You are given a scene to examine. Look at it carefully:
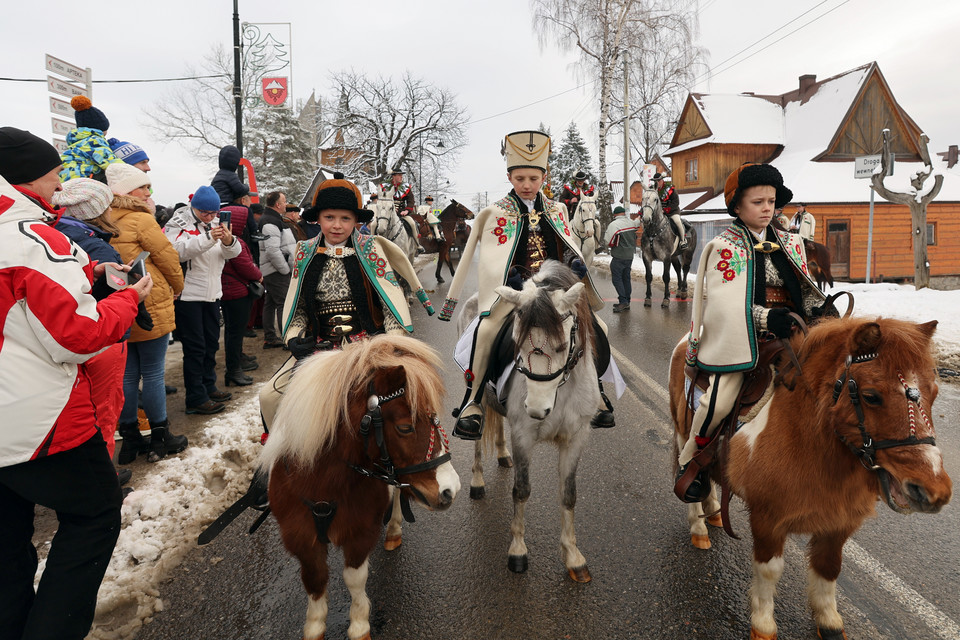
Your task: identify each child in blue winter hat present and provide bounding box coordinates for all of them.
[59,96,123,183]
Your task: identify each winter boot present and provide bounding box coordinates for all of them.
[147,419,189,463]
[117,422,151,464]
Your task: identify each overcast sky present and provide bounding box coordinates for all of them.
[3,0,959,207]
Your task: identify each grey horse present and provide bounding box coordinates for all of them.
[639,188,698,308]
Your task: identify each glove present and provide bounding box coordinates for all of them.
[506,267,523,291]
[90,275,114,301]
[571,259,587,279]
[766,307,797,339]
[135,302,154,331]
[288,335,320,361]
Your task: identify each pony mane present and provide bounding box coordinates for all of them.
[515,261,593,352]
[259,334,444,471]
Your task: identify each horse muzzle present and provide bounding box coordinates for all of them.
[877,468,952,514]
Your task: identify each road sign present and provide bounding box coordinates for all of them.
[45,54,88,84]
[51,117,73,136]
[51,138,69,154]
[47,75,88,99]
[854,154,893,179]
[49,96,72,118]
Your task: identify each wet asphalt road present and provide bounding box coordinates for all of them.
[136,258,960,640]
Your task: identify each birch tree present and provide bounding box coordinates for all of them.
[531,0,702,207]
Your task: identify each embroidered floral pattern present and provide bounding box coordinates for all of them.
[787,240,808,274]
[439,297,458,321]
[718,227,750,253]
[416,288,435,314]
[491,214,518,244]
[715,245,747,283]
[384,271,399,286]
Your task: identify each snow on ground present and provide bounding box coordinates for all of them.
[593,253,960,367]
[74,398,263,639]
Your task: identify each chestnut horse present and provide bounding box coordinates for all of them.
[415,200,474,283]
[804,239,835,291]
[259,335,460,640]
[669,317,952,640]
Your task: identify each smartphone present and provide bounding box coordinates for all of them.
[129,251,150,283]
[218,210,232,227]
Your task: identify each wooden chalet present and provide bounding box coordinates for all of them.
[664,62,960,285]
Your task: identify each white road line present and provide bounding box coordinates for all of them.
[611,345,960,639]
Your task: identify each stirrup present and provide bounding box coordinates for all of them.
[674,460,711,503]
[452,403,484,440]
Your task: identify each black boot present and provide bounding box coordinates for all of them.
[225,370,254,386]
[147,420,189,463]
[452,402,484,441]
[117,422,150,464]
[674,461,711,503]
[590,382,615,428]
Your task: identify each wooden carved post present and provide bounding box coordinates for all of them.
[870,129,943,289]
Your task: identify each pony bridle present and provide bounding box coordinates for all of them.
[348,381,451,488]
[831,353,936,470]
[514,312,583,386]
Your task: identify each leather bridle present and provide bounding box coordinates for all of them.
[514,312,583,387]
[831,354,936,470]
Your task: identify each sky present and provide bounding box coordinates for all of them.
[3,0,960,207]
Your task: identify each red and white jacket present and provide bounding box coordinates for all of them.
[0,177,139,467]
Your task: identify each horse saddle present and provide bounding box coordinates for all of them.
[684,336,790,421]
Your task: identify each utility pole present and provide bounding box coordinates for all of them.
[232,0,243,158]
[622,53,630,209]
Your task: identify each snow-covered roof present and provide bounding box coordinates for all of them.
[666,94,784,154]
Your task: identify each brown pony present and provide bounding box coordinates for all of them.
[415,200,474,283]
[669,317,951,640]
[259,335,460,640]
[804,239,835,291]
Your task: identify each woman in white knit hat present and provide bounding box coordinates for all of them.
[53,178,142,491]
[106,163,188,464]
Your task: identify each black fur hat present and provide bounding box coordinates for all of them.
[302,172,373,223]
[723,163,793,216]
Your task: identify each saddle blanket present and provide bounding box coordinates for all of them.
[454,315,626,401]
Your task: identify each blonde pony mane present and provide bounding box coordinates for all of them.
[259,334,444,471]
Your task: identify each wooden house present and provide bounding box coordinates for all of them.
[664,62,960,285]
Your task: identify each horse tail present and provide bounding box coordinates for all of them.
[481,402,504,457]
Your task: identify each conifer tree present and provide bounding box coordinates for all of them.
[246,105,316,198]
[553,122,595,188]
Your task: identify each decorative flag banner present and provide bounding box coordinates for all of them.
[262,78,288,106]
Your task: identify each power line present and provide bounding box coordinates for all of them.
[466,82,592,125]
[0,74,228,84]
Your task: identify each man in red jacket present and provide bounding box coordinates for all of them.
[0,127,151,640]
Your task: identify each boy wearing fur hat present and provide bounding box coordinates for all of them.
[255,172,434,467]
[675,163,827,503]
[59,96,124,183]
[440,130,616,440]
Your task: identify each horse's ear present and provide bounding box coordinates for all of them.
[916,319,939,340]
[496,285,522,306]
[559,282,585,311]
[850,321,882,357]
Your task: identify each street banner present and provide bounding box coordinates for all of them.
[262,77,288,106]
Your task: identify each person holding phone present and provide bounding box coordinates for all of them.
[107,163,188,462]
[165,186,241,415]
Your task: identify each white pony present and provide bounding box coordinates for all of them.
[570,192,601,269]
[459,261,600,582]
[369,185,419,303]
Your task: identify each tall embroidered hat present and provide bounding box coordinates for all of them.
[502,130,550,172]
[723,163,793,216]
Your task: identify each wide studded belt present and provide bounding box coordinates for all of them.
[764,286,793,308]
[316,301,357,315]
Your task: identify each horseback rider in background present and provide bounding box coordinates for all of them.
[383,168,423,254]
[655,172,688,250]
[559,169,594,217]
[417,195,444,243]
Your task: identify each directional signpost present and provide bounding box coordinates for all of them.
[855,154,893,283]
[44,54,92,151]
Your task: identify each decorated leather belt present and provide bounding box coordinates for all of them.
[316,301,357,315]
[764,286,793,308]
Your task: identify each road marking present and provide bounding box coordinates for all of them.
[611,344,960,639]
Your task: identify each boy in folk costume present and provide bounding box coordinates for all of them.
[439,130,617,440]
[655,172,688,250]
[382,168,422,253]
[675,163,827,503]
[417,195,444,242]
[559,169,595,216]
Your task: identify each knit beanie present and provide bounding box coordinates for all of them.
[106,162,150,195]
[52,178,114,221]
[71,96,110,132]
[108,138,149,166]
[0,127,63,185]
[191,185,221,212]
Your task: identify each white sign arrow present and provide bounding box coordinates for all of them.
[51,117,73,137]
[51,138,69,154]
[47,75,88,99]
[49,96,72,118]
[45,54,88,84]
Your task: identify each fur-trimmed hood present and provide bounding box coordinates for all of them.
[110,193,152,215]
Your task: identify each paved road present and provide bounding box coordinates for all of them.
[134,258,960,640]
